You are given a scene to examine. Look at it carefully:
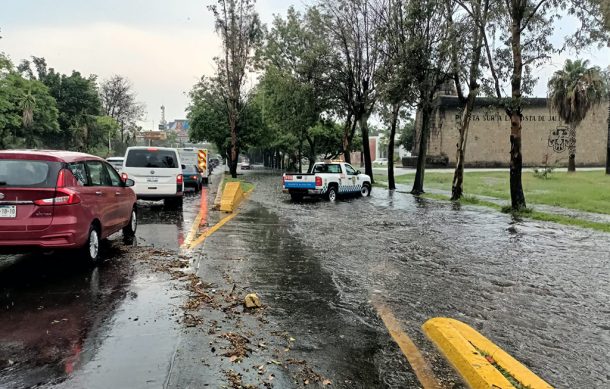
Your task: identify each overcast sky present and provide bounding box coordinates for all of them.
[1,1,608,130]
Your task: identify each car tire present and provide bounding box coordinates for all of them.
[361,183,371,197]
[82,224,100,264]
[326,186,338,202]
[123,207,137,238]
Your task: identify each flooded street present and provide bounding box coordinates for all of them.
[1,169,609,388]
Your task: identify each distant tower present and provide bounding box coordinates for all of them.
[159,105,167,130]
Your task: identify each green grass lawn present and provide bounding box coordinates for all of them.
[395,170,610,215]
[222,175,255,193]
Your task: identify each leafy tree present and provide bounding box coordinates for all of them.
[188,76,269,161]
[99,75,146,152]
[258,67,319,170]
[320,0,384,182]
[261,6,333,172]
[376,0,419,189]
[208,0,263,178]
[548,59,606,172]
[398,117,415,152]
[0,58,59,149]
[447,0,492,200]
[480,0,608,210]
[405,0,453,195]
[188,77,230,155]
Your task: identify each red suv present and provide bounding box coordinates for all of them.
[0,150,137,262]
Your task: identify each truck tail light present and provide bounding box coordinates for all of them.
[177,174,184,185]
[282,176,286,185]
[315,176,322,186]
[34,189,81,206]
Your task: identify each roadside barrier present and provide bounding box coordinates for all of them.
[423,318,553,389]
[220,182,245,213]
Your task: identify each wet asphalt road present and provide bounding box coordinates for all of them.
[1,168,609,388]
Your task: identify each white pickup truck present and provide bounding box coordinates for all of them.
[282,162,372,201]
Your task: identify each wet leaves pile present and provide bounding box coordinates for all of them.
[131,247,331,388]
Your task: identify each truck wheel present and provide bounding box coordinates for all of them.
[290,193,304,201]
[361,183,371,197]
[326,186,338,202]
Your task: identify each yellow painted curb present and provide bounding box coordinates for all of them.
[220,182,244,213]
[422,318,553,389]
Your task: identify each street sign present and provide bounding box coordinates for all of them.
[140,131,167,141]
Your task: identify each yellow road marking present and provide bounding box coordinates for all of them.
[182,209,204,249]
[374,302,442,389]
[188,211,240,250]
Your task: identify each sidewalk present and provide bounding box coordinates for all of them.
[389,183,610,226]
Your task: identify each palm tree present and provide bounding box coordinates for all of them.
[19,90,36,147]
[548,59,606,172]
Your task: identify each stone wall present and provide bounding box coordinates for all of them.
[416,96,609,168]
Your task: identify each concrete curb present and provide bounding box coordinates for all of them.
[422,318,553,389]
[213,180,224,210]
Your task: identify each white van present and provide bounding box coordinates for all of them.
[122,147,184,206]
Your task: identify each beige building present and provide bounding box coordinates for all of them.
[411,96,609,167]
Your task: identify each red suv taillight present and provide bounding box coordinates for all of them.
[315,176,323,186]
[177,174,183,184]
[34,189,81,206]
[34,168,82,206]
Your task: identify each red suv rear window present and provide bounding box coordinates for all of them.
[0,159,62,188]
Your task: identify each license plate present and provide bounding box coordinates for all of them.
[0,205,16,218]
[146,177,159,183]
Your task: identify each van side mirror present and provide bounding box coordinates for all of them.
[356,170,361,175]
[181,164,186,170]
[125,179,135,187]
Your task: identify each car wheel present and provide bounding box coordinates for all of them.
[326,186,338,202]
[123,207,137,237]
[82,225,100,264]
[361,184,371,197]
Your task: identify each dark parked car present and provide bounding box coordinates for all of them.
[0,150,137,262]
[182,164,203,192]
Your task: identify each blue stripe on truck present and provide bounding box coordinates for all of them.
[284,181,316,189]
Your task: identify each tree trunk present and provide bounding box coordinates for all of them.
[509,10,526,210]
[342,113,354,163]
[568,122,576,172]
[606,99,610,174]
[298,135,303,174]
[451,93,477,200]
[388,104,400,190]
[360,112,374,183]
[411,101,432,195]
